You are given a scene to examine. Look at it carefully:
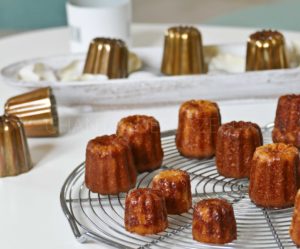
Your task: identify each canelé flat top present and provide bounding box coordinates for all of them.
[126,188,164,200]
[221,121,258,130]
[194,198,233,214]
[180,100,219,114]
[254,143,298,160]
[86,134,129,154]
[279,94,300,102]
[117,115,159,133]
[152,169,189,182]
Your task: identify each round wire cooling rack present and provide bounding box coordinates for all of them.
[60,123,296,249]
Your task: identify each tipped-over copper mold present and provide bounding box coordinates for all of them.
[161,26,206,75]
[246,30,289,71]
[5,87,59,137]
[0,115,32,177]
[83,37,129,79]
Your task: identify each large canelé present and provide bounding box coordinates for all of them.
[272,94,300,148]
[192,198,237,244]
[216,121,263,178]
[151,169,192,214]
[85,134,137,195]
[117,115,163,173]
[176,100,221,158]
[249,143,300,208]
[124,188,168,235]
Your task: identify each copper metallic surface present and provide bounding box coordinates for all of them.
[246,30,289,71]
[83,38,128,79]
[5,87,59,137]
[161,26,205,75]
[0,115,32,177]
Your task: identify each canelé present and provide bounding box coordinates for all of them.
[117,115,163,173]
[85,134,137,194]
[216,121,263,178]
[176,100,221,158]
[124,188,168,235]
[249,143,299,208]
[152,169,192,214]
[192,199,237,244]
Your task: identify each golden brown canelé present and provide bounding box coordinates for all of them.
[125,188,168,235]
[176,100,221,158]
[116,115,164,173]
[192,199,237,244]
[151,169,192,214]
[272,94,300,148]
[216,121,263,178]
[161,26,206,75]
[246,30,288,71]
[85,135,137,195]
[249,143,300,208]
[290,190,300,246]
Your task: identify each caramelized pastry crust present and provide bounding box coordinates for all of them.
[117,115,163,173]
[272,94,300,148]
[192,199,237,244]
[152,169,192,214]
[290,190,300,246]
[124,188,168,235]
[249,143,300,208]
[216,121,263,178]
[85,135,137,195]
[176,100,221,158]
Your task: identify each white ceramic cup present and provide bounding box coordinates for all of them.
[66,0,131,53]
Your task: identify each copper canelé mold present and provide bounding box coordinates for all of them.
[161,26,206,76]
[246,30,289,71]
[0,114,32,177]
[5,87,59,137]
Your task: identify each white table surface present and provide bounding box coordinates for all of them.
[0,24,299,249]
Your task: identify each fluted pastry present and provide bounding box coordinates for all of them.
[85,134,137,194]
[124,188,168,235]
[290,190,300,246]
[249,143,299,208]
[117,115,163,173]
[216,121,263,178]
[152,169,192,214]
[176,100,221,158]
[272,94,300,148]
[193,199,237,244]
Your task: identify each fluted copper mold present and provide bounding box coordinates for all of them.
[83,38,128,79]
[161,26,205,76]
[246,30,289,71]
[5,87,59,137]
[0,115,32,177]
